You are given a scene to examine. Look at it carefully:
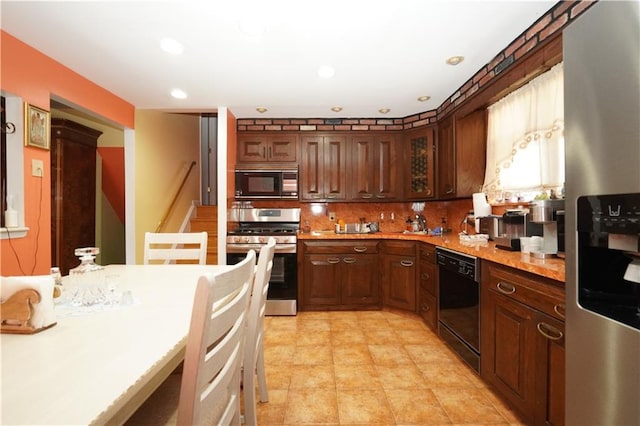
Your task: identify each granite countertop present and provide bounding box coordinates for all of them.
[298,231,565,283]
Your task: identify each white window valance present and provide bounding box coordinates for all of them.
[483,62,565,199]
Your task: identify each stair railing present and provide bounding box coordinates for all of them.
[155,160,197,232]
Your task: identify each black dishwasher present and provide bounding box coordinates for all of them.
[437,247,480,372]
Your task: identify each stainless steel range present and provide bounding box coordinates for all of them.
[226,208,300,315]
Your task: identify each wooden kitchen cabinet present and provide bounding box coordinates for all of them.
[300,240,380,310]
[405,127,436,200]
[237,133,298,163]
[349,133,402,201]
[436,109,486,199]
[481,261,565,426]
[51,119,102,275]
[417,243,437,330]
[454,109,487,197]
[380,241,416,311]
[299,134,348,201]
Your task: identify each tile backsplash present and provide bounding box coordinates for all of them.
[229,199,475,234]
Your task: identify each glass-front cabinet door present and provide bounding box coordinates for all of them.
[405,127,435,199]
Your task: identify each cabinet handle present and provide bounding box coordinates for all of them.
[496,281,516,294]
[353,247,368,253]
[421,272,430,280]
[445,186,454,194]
[421,303,430,312]
[537,322,564,341]
[327,257,341,264]
[375,194,386,199]
[326,194,337,199]
[360,193,373,199]
[263,147,266,158]
[400,260,414,267]
[343,257,356,264]
[426,188,432,196]
[268,146,272,158]
[554,303,566,319]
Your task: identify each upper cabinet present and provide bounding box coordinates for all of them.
[436,109,487,199]
[349,134,402,201]
[405,127,436,200]
[454,109,487,197]
[237,133,298,163]
[300,134,348,201]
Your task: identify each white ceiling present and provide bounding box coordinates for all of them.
[1,0,557,119]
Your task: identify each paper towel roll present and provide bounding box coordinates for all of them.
[472,193,492,218]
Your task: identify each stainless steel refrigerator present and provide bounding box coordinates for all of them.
[564,1,640,425]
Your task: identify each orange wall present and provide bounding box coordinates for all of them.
[0,31,134,276]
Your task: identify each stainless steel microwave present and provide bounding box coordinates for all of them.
[234,167,299,199]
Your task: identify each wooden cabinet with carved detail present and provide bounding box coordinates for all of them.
[380,241,416,311]
[481,261,565,426]
[300,134,348,201]
[300,240,380,310]
[51,119,103,275]
[436,109,486,199]
[417,243,437,330]
[237,133,298,163]
[349,133,402,201]
[405,127,436,200]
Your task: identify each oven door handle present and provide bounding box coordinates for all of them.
[227,243,297,254]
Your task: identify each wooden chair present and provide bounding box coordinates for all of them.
[242,237,276,425]
[143,232,208,265]
[125,250,256,426]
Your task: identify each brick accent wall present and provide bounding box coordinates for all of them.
[237,0,594,133]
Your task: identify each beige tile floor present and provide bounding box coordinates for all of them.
[255,309,526,426]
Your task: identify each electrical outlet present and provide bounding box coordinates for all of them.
[329,212,336,221]
[31,159,44,177]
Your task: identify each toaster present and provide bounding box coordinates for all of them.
[479,215,504,240]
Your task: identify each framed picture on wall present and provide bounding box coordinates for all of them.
[24,103,50,150]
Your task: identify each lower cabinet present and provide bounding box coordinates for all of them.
[300,240,380,310]
[380,241,417,311]
[418,243,437,330]
[481,261,565,426]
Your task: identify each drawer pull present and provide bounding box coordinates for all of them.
[343,257,356,264]
[496,281,516,294]
[554,303,566,319]
[327,258,341,264]
[326,194,337,199]
[375,194,386,199]
[360,193,373,199]
[537,322,564,341]
[400,260,414,267]
[353,247,368,253]
[421,303,430,312]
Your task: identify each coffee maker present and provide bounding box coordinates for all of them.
[529,199,565,258]
[494,209,541,251]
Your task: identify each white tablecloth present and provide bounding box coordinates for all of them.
[1,264,231,425]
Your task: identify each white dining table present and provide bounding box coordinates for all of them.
[1,264,232,426]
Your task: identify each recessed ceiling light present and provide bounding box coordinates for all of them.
[317,65,335,79]
[378,108,390,114]
[331,106,343,112]
[417,96,431,102]
[170,89,187,99]
[160,38,184,55]
[446,56,464,66]
[256,107,268,113]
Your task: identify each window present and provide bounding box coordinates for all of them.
[483,63,564,202]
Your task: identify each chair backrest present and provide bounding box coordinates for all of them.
[245,237,275,368]
[177,250,256,426]
[143,231,208,265]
